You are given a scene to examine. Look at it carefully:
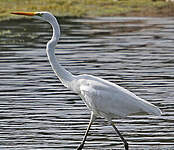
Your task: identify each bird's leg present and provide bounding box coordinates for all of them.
[111,121,129,150]
[77,112,96,150]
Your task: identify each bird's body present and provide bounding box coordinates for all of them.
[72,74,161,119]
[12,11,162,150]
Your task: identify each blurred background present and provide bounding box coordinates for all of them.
[0,0,174,19]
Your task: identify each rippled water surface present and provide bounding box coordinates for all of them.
[0,17,174,150]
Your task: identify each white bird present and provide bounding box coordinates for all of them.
[11,11,162,150]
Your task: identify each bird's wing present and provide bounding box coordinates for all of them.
[78,75,161,118]
[80,83,139,117]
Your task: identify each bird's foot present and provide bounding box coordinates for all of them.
[124,141,129,150]
[77,143,84,150]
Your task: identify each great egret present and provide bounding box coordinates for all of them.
[11,12,162,150]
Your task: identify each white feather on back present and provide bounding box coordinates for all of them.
[74,74,161,119]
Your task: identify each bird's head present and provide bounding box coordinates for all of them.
[11,11,54,22]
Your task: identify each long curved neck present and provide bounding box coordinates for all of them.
[46,16,75,88]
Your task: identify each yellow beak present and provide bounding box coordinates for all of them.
[11,12,37,16]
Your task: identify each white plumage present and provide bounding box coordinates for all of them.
[12,11,162,150]
[71,74,161,118]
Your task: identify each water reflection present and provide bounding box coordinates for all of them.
[0,17,174,149]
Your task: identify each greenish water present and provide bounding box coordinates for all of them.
[0,17,173,149]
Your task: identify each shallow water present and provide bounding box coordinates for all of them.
[0,17,174,150]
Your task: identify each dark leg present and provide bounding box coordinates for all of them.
[111,122,129,150]
[77,112,96,150]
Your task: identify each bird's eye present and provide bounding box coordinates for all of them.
[37,13,43,17]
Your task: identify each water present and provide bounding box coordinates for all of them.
[0,17,174,150]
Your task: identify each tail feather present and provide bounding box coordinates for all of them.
[139,98,162,116]
[148,104,162,116]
